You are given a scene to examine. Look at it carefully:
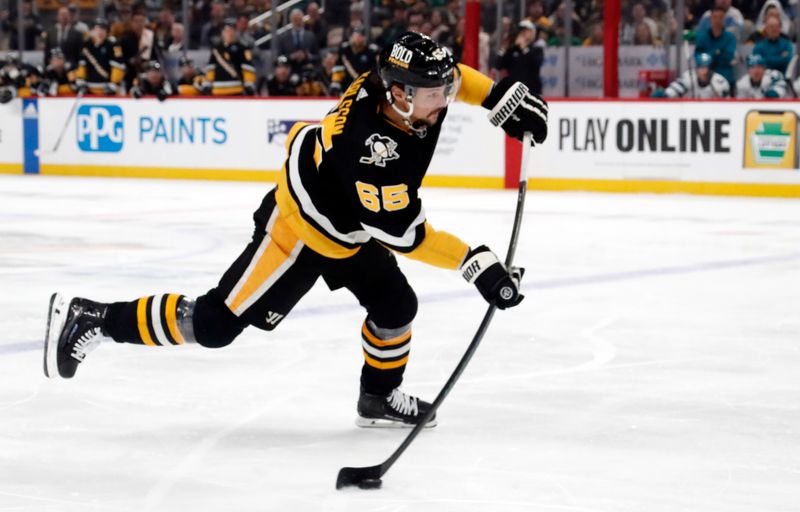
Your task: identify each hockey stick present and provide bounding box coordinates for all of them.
[35,91,83,157]
[336,131,534,490]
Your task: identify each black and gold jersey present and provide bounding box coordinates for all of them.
[331,41,379,90]
[177,73,209,96]
[76,38,125,94]
[205,41,256,96]
[272,64,495,270]
[42,64,76,96]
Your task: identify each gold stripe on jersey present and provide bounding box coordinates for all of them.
[276,123,361,259]
[400,222,470,270]
[226,212,302,314]
[136,297,157,346]
[456,64,494,106]
[164,294,185,345]
[363,352,409,370]
[212,84,244,96]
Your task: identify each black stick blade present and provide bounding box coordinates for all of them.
[336,464,383,490]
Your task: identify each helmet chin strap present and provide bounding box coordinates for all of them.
[386,89,428,138]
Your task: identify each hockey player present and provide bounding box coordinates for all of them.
[205,18,256,96]
[76,18,125,96]
[38,49,77,97]
[263,55,298,96]
[331,27,379,92]
[176,56,210,96]
[652,53,730,99]
[43,33,548,428]
[0,53,41,103]
[736,53,788,99]
[130,60,173,101]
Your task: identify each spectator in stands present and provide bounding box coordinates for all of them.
[306,3,328,49]
[111,6,133,40]
[169,23,185,53]
[325,0,350,28]
[583,22,603,46]
[481,0,498,34]
[546,2,583,47]
[176,56,210,95]
[378,5,408,47]
[7,1,41,51]
[695,0,744,40]
[153,8,175,53]
[69,5,89,35]
[695,6,737,87]
[275,8,319,73]
[319,50,339,95]
[753,17,794,75]
[349,2,365,32]
[235,14,255,47]
[633,21,659,46]
[331,26,377,92]
[526,0,551,31]
[263,55,296,96]
[736,53,788,99]
[201,2,227,48]
[120,11,155,91]
[753,1,793,40]
[443,0,460,27]
[621,3,659,45]
[497,20,543,94]
[43,7,84,67]
[429,10,451,44]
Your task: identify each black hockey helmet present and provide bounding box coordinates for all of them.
[378,32,460,136]
[378,32,457,90]
[93,17,110,30]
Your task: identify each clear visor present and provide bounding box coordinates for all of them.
[408,73,461,111]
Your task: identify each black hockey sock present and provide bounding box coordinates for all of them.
[104,294,188,346]
[360,320,411,396]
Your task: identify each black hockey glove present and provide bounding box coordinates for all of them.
[461,245,524,310]
[156,90,168,102]
[243,83,256,96]
[482,77,548,145]
[0,87,15,104]
[131,86,143,99]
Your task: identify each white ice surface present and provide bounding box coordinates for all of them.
[1,175,799,512]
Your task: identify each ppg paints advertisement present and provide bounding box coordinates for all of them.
[2,97,800,196]
[26,97,506,186]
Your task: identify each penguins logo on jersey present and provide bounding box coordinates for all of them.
[359,134,399,167]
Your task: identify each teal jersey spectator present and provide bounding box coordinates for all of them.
[694,28,737,86]
[753,36,794,75]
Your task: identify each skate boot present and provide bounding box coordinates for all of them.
[44,293,109,379]
[356,387,437,428]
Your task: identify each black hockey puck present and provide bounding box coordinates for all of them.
[357,478,382,490]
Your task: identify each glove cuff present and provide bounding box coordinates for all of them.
[460,246,501,284]
[486,82,529,127]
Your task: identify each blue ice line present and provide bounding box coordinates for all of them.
[5,251,800,356]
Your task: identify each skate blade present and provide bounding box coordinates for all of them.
[355,416,438,429]
[43,293,67,379]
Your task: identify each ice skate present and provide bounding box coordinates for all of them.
[356,387,437,428]
[43,293,108,379]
